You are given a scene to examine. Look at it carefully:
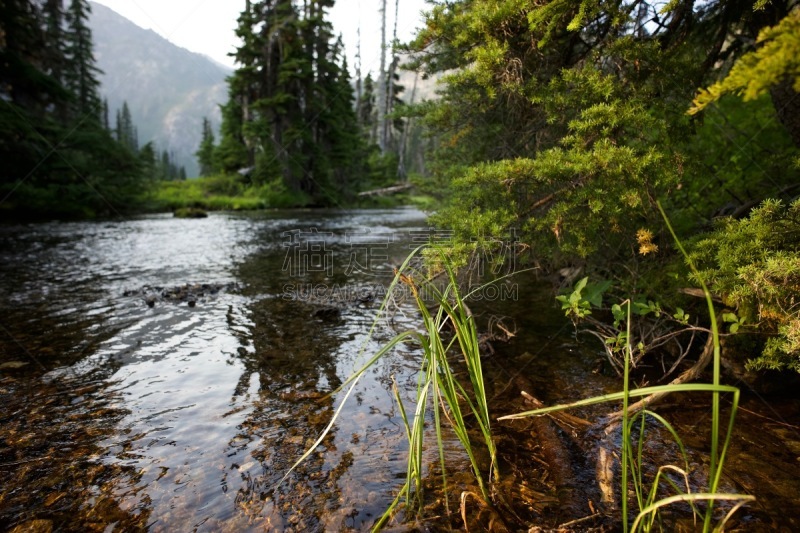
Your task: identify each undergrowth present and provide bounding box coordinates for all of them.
[279,204,753,531]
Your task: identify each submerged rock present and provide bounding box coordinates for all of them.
[173,207,208,218]
[124,282,237,308]
[313,307,341,320]
[0,361,29,371]
[9,519,53,533]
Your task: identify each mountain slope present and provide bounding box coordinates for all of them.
[89,2,230,177]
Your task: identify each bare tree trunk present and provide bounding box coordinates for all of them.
[242,0,253,165]
[355,25,362,118]
[376,0,388,153]
[385,0,401,153]
[397,70,418,181]
[386,57,398,151]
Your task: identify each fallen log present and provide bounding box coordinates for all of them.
[507,375,598,522]
[607,325,715,422]
[357,183,413,197]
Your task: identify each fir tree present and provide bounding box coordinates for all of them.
[42,0,65,93]
[0,0,146,218]
[115,101,137,152]
[196,117,216,177]
[358,73,377,142]
[217,0,368,203]
[63,0,101,119]
[101,98,109,131]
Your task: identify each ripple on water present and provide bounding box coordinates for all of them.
[0,209,458,531]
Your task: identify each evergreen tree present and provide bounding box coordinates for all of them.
[0,0,66,116]
[196,117,216,177]
[115,101,137,152]
[63,0,101,119]
[0,0,146,218]
[139,142,157,180]
[160,150,172,180]
[214,92,249,173]
[217,0,368,203]
[358,73,377,142]
[131,125,138,152]
[101,98,109,131]
[316,38,365,197]
[42,0,65,109]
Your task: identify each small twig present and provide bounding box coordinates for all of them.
[607,328,716,421]
[521,391,592,432]
[737,405,800,430]
[557,512,603,528]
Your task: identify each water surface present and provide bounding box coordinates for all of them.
[0,209,444,531]
[2,208,799,531]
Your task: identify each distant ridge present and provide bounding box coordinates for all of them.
[89,2,231,177]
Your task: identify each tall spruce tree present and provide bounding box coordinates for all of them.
[358,73,377,143]
[115,101,137,152]
[42,0,65,96]
[0,0,65,116]
[196,117,216,177]
[0,0,59,183]
[0,0,146,218]
[63,0,101,119]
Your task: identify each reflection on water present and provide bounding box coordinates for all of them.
[0,209,446,531]
[2,209,800,531]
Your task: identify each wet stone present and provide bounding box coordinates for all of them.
[124,282,238,307]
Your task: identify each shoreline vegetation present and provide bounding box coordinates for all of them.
[144,174,435,213]
[0,175,436,222]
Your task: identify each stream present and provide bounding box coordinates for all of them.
[1,209,799,531]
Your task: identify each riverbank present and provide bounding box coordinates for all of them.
[144,174,438,213]
[0,174,437,222]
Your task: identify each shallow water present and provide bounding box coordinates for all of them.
[0,208,459,531]
[1,209,799,532]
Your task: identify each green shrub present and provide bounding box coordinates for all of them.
[689,198,800,372]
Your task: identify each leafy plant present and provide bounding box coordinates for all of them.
[722,312,746,334]
[499,203,753,531]
[557,276,612,319]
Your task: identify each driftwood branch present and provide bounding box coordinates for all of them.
[357,183,413,197]
[606,328,715,422]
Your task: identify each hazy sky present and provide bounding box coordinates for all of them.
[91,0,430,74]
